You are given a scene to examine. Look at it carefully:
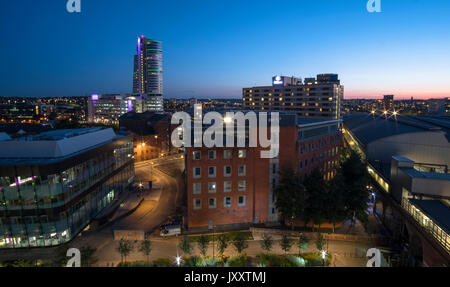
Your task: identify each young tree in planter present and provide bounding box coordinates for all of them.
[260,233,274,253]
[274,167,308,230]
[315,233,326,253]
[280,234,293,255]
[139,239,152,263]
[233,233,249,255]
[304,169,328,232]
[297,233,309,255]
[216,234,230,257]
[179,235,193,255]
[198,235,210,257]
[116,239,134,263]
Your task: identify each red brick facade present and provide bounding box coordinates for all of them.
[186,119,342,229]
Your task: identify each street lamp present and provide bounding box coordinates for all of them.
[321,250,326,267]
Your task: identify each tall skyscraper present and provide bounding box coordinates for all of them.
[132,35,163,112]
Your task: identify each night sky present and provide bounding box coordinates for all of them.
[1,0,450,99]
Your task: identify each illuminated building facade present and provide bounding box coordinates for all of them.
[185,113,342,229]
[0,128,134,248]
[132,35,164,112]
[243,74,343,119]
[87,93,136,125]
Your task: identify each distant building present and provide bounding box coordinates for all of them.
[428,98,449,115]
[87,93,135,125]
[132,35,164,112]
[0,128,134,248]
[383,95,394,111]
[0,103,41,123]
[243,74,343,119]
[119,112,177,161]
[186,113,342,229]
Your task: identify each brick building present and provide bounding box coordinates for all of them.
[119,111,177,161]
[186,113,342,229]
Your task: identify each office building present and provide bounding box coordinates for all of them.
[0,128,134,248]
[87,94,136,125]
[132,35,164,112]
[243,74,343,119]
[383,95,394,111]
[186,113,342,229]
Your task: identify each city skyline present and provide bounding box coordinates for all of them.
[1,0,450,100]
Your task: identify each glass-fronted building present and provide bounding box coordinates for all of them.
[0,128,134,248]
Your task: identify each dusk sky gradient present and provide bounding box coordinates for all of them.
[1,0,450,99]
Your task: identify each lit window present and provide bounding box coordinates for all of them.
[193,151,201,160]
[208,182,216,193]
[238,150,246,159]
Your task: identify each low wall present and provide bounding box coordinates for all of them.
[113,230,145,241]
[250,227,391,245]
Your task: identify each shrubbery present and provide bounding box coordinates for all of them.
[257,253,330,267]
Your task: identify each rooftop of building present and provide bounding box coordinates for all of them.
[409,199,450,234]
[119,111,171,135]
[0,123,54,135]
[400,167,450,181]
[343,113,450,147]
[0,127,129,166]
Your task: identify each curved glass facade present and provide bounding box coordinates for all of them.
[0,140,134,248]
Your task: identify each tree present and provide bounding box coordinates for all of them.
[216,234,230,257]
[198,235,210,257]
[80,246,98,267]
[274,167,308,229]
[315,233,326,253]
[297,233,309,255]
[232,233,249,254]
[304,168,328,231]
[260,233,274,253]
[280,234,293,255]
[54,244,70,267]
[179,236,193,255]
[116,239,134,263]
[326,173,348,233]
[340,151,370,227]
[139,239,152,263]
